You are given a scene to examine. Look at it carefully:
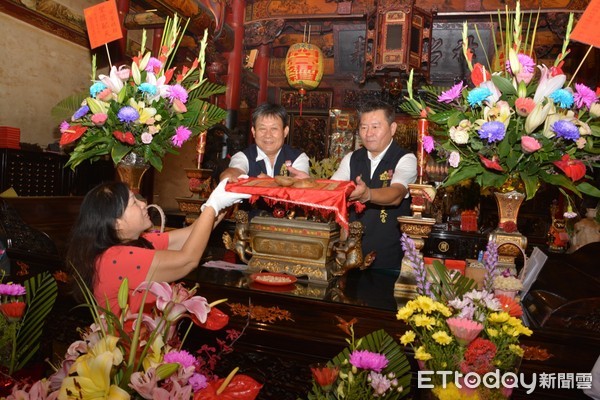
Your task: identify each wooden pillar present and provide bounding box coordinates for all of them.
[223,0,245,129]
[253,44,270,104]
[116,0,130,61]
[152,29,163,57]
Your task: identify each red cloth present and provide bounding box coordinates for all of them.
[226,177,364,230]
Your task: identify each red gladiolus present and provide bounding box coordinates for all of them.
[113,130,136,145]
[0,301,26,321]
[59,125,87,146]
[553,154,587,181]
[479,154,504,171]
[471,63,492,87]
[310,364,339,389]
[194,307,229,330]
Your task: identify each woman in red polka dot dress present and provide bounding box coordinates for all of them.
[66,178,250,315]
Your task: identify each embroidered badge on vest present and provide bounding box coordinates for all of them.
[379,169,393,188]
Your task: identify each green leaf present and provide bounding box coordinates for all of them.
[111,142,131,165]
[15,272,58,371]
[491,75,517,96]
[577,181,600,198]
[51,91,88,122]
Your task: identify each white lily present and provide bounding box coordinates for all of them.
[533,65,566,103]
[525,102,553,134]
[98,66,125,94]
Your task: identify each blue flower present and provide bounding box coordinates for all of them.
[467,87,492,107]
[89,82,107,98]
[117,106,139,123]
[551,120,580,141]
[478,121,506,142]
[549,89,574,108]
[72,105,90,120]
[138,83,157,95]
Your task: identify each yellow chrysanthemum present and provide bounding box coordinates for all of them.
[396,306,414,321]
[400,330,416,345]
[488,312,510,324]
[415,346,433,361]
[413,314,436,330]
[432,331,453,345]
[486,328,499,337]
[414,296,435,314]
[432,382,480,400]
[509,344,525,356]
[435,303,453,317]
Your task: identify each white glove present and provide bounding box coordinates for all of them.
[201,178,251,214]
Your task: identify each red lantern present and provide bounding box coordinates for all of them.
[285,41,323,114]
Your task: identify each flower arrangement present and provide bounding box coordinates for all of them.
[305,317,411,400]
[0,272,57,378]
[5,279,262,399]
[397,235,532,400]
[402,3,600,202]
[53,15,227,171]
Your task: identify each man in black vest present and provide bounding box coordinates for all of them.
[220,103,310,180]
[331,100,417,270]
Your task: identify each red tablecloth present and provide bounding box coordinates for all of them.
[225,177,364,230]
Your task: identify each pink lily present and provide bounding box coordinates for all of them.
[98,65,125,94]
[134,282,210,323]
[129,367,160,398]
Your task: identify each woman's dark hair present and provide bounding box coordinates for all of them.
[67,181,152,302]
[252,103,289,129]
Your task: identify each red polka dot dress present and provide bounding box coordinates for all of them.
[94,232,169,315]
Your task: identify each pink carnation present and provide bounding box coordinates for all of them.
[349,350,389,372]
[0,283,26,296]
[521,136,541,153]
[91,113,108,126]
[171,126,192,147]
[515,97,536,116]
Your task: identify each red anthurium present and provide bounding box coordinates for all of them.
[479,154,504,171]
[553,154,586,181]
[193,374,262,400]
[113,130,136,145]
[59,125,87,146]
[194,307,230,330]
[471,63,491,87]
[0,301,26,321]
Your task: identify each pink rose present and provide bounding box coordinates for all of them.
[91,113,108,126]
[521,136,541,153]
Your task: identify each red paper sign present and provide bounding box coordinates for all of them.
[570,0,600,48]
[84,0,123,49]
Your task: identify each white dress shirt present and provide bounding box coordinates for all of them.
[228,147,310,177]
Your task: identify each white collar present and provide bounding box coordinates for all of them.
[255,146,281,165]
[367,140,393,163]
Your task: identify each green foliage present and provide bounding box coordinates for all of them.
[309,157,340,179]
[427,261,476,303]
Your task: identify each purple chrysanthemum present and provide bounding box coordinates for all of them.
[467,87,492,107]
[145,57,163,72]
[167,84,189,104]
[72,105,90,120]
[189,373,208,391]
[573,83,597,109]
[552,120,580,141]
[549,89,574,108]
[171,126,192,147]
[59,120,70,133]
[90,82,107,98]
[163,350,197,368]
[0,283,26,296]
[138,83,157,95]
[349,350,388,372]
[423,135,435,153]
[438,82,465,103]
[505,53,535,74]
[117,106,140,123]
[478,121,506,142]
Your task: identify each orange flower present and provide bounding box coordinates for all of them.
[471,63,491,87]
[310,364,339,389]
[59,125,87,146]
[0,301,26,321]
[496,294,523,317]
[553,154,587,181]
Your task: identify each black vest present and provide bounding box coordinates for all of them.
[349,142,412,270]
[242,144,303,177]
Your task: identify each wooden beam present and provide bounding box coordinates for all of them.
[123,11,166,30]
